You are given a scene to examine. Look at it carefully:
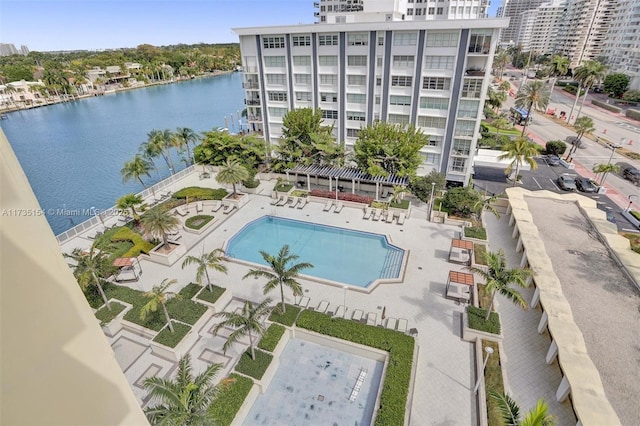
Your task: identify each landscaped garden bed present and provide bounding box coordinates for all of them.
[310,189,373,204]
[296,310,414,426]
[196,285,226,304]
[467,305,501,335]
[257,324,286,352]
[152,321,191,348]
[274,182,294,193]
[185,214,214,230]
[482,340,505,426]
[95,301,127,325]
[209,373,254,426]
[464,226,487,240]
[622,210,640,230]
[110,227,156,257]
[173,186,228,200]
[290,189,309,197]
[621,232,640,254]
[234,349,274,380]
[389,199,410,209]
[474,244,488,265]
[268,304,300,326]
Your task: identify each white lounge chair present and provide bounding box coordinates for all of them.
[334,305,347,318]
[223,204,236,215]
[175,206,188,217]
[316,300,329,313]
[397,212,406,225]
[333,202,344,213]
[296,296,310,308]
[289,197,300,208]
[276,196,288,207]
[385,317,398,330]
[363,207,373,220]
[352,309,364,322]
[397,318,408,333]
[385,211,394,223]
[366,312,377,326]
[372,209,381,221]
[297,198,308,209]
[211,201,223,212]
[196,201,203,213]
[270,195,282,205]
[323,200,334,212]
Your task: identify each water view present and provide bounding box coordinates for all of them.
[1,72,245,234]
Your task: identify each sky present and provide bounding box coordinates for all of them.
[1,0,500,52]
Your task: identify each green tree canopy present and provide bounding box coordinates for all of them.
[216,158,249,195]
[140,208,179,249]
[499,137,539,186]
[353,122,428,177]
[408,171,446,202]
[603,73,630,98]
[442,186,484,218]
[515,81,551,136]
[194,130,266,170]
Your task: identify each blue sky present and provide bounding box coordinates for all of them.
[1,0,500,52]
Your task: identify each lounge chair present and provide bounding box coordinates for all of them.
[385,317,398,330]
[323,200,334,212]
[351,309,364,322]
[296,296,310,308]
[333,201,344,213]
[223,204,236,215]
[270,195,283,206]
[385,211,395,223]
[289,197,300,208]
[276,196,288,207]
[168,233,182,243]
[372,209,381,221]
[211,201,223,212]
[397,212,406,225]
[363,207,373,220]
[366,312,377,326]
[316,300,329,313]
[334,305,347,318]
[175,205,188,217]
[397,318,408,333]
[161,191,172,199]
[297,198,308,209]
[196,201,203,213]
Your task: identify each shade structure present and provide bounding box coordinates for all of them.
[288,165,409,186]
[112,257,134,267]
[446,271,474,302]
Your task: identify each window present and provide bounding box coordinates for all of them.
[293,56,311,66]
[268,91,288,102]
[452,139,471,156]
[457,99,479,118]
[388,114,410,125]
[347,93,366,103]
[347,111,366,121]
[416,8,423,15]
[461,79,482,98]
[292,35,311,46]
[465,6,471,14]
[428,135,443,146]
[391,76,413,87]
[422,77,451,90]
[472,6,478,14]
[264,56,285,67]
[320,92,338,102]
[348,55,367,66]
[348,75,366,86]
[454,120,476,136]
[377,57,383,67]
[266,74,285,85]
[376,77,382,86]
[319,55,338,66]
[320,74,337,84]
[347,128,361,137]
[318,35,338,46]
[408,8,414,15]
[420,97,449,109]
[322,110,339,119]
[425,32,459,47]
[390,95,411,106]
[375,96,381,105]
[423,153,440,164]
[294,73,311,84]
[378,36,384,46]
[393,32,418,46]
[469,33,492,53]
[296,91,312,101]
[418,116,446,128]
[450,157,467,173]
[393,55,415,68]
[437,7,443,14]
[428,7,435,14]
[263,36,285,49]
[424,56,455,70]
[269,107,288,117]
[348,34,368,46]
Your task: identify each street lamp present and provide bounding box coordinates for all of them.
[428,182,436,221]
[599,140,622,186]
[627,195,638,212]
[343,285,348,307]
[473,346,494,394]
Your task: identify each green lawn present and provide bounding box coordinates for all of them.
[482,340,505,426]
[152,321,191,348]
[482,123,520,136]
[95,301,126,325]
[464,226,487,240]
[196,285,226,304]
[474,243,488,265]
[234,349,273,380]
[185,214,214,230]
[257,324,285,352]
[268,304,300,326]
[209,373,254,426]
[467,305,501,335]
[173,186,228,200]
[274,183,294,192]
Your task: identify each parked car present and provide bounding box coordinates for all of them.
[557,174,577,191]
[576,177,598,193]
[546,155,561,166]
[623,167,640,185]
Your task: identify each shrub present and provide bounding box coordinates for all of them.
[467,305,501,334]
[310,189,374,204]
[562,85,585,96]
[623,90,640,102]
[179,283,202,299]
[474,243,488,265]
[95,301,127,325]
[442,187,483,218]
[631,210,640,221]
[296,310,414,426]
[234,349,273,380]
[621,232,640,254]
[483,340,505,425]
[408,171,446,202]
[257,324,286,352]
[591,99,622,113]
[464,226,487,240]
[290,190,309,197]
[274,183,294,192]
[196,285,226,304]
[242,178,260,189]
[268,304,300,326]
[545,140,567,155]
[626,109,640,121]
[209,373,254,426]
[389,199,410,209]
[110,226,155,257]
[173,186,228,200]
[153,321,191,348]
[603,73,630,98]
[185,214,214,230]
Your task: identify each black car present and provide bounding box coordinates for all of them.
[546,155,561,166]
[557,174,577,191]
[623,167,640,185]
[576,177,598,193]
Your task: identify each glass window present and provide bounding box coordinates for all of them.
[348,34,368,46]
[428,7,435,15]
[296,91,312,101]
[393,55,415,68]
[348,75,366,86]
[320,92,338,102]
[452,139,471,156]
[266,74,285,85]
[391,76,413,87]
[347,128,361,137]
[420,97,449,109]
[428,135,443,146]
[348,55,368,66]
[388,114,410,124]
[390,95,411,106]
[393,32,418,46]
[322,110,339,119]
[424,56,455,70]
[407,8,414,15]
[378,36,384,46]
[320,74,337,84]
[437,7,443,14]
[319,55,338,66]
[294,74,311,84]
[422,77,451,90]
[377,57,383,67]
[292,35,311,46]
[347,111,366,121]
[347,93,366,103]
[263,36,285,49]
[425,32,459,47]
[450,157,467,173]
[454,120,476,136]
[423,153,440,164]
[268,91,288,102]
[376,77,382,86]
[461,79,482,97]
[293,56,311,66]
[457,99,480,118]
[417,116,446,128]
[264,56,285,67]
[469,33,492,53]
[268,107,288,117]
[318,35,339,46]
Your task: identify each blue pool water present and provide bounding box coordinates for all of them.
[226,216,404,287]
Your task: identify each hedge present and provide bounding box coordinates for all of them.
[268,303,300,326]
[464,226,487,240]
[591,99,622,113]
[242,178,260,189]
[95,301,126,325]
[173,187,228,200]
[110,226,155,258]
[296,310,414,426]
[630,210,640,221]
[196,285,226,304]
[257,324,286,352]
[152,321,191,348]
[310,189,374,205]
[209,373,254,426]
[234,349,273,380]
[474,243,488,266]
[626,109,640,121]
[389,199,410,209]
[274,183,294,192]
[185,214,214,230]
[467,306,501,335]
[483,340,505,425]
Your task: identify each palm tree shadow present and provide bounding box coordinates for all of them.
[400,281,463,337]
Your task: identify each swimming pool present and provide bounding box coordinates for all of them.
[226,216,404,287]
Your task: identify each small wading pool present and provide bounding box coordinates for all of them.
[226,216,404,287]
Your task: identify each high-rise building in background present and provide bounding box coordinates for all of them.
[515,0,565,54]
[20,45,30,55]
[0,43,20,56]
[499,0,546,44]
[602,0,640,90]
[235,13,508,184]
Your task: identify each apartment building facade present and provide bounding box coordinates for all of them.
[602,0,640,90]
[515,0,565,54]
[234,18,508,184]
[499,0,547,44]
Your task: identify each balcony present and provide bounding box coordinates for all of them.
[314,2,319,7]
[245,99,261,106]
[468,45,490,54]
[314,12,319,17]
[465,68,486,77]
[244,66,258,73]
[247,115,263,122]
[243,82,260,89]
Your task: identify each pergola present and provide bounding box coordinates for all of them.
[446,270,474,303]
[112,257,142,282]
[286,165,409,200]
[448,239,473,265]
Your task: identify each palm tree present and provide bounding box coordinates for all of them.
[473,192,503,224]
[175,127,199,166]
[515,80,551,136]
[181,248,228,293]
[148,129,176,174]
[492,117,510,137]
[593,163,620,186]
[568,60,607,125]
[547,55,570,97]
[115,193,144,221]
[390,185,409,204]
[65,245,112,310]
[140,278,180,332]
[243,245,313,313]
[212,298,274,360]
[216,158,249,195]
[144,354,226,425]
[565,116,595,159]
[499,137,539,186]
[491,393,555,426]
[121,154,153,188]
[467,249,533,320]
[141,208,179,250]
[493,50,511,79]
[139,140,164,178]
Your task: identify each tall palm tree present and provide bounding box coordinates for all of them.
[148,129,176,174]
[144,354,226,425]
[212,298,274,360]
[593,163,620,186]
[216,158,249,195]
[181,247,228,293]
[493,50,511,79]
[568,60,607,125]
[243,245,313,313]
[140,278,180,332]
[515,80,551,136]
[565,116,595,159]
[491,393,555,426]
[547,55,570,97]
[121,154,152,188]
[467,249,533,320]
[499,137,539,186]
[139,140,164,178]
[115,193,144,221]
[65,245,112,310]
[141,208,179,250]
[175,127,199,166]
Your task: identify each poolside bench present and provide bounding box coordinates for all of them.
[397,318,408,333]
[397,212,406,225]
[372,209,381,221]
[223,204,236,215]
[334,305,347,318]
[385,211,394,223]
[276,196,288,207]
[323,200,334,212]
[366,312,377,326]
[297,198,308,209]
[351,309,364,322]
[289,197,300,208]
[175,206,188,217]
[363,207,373,220]
[333,202,344,213]
[196,201,203,213]
[211,201,223,212]
[296,296,310,309]
[385,317,398,330]
[316,300,329,313]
